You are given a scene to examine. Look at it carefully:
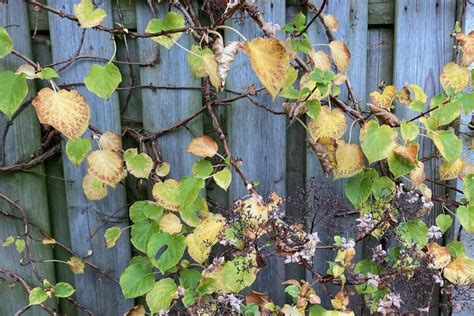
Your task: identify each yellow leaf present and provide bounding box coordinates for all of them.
[456,31,474,66]
[68,256,85,274]
[99,131,122,152]
[185,213,226,264]
[203,53,221,90]
[152,179,180,211]
[334,140,364,179]
[187,135,218,158]
[427,242,451,269]
[323,15,339,33]
[439,158,464,180]
[409,161,425,188]
[86,150,125,187]
[159,213,182,235]
[329,40,350,72]
[308,106,347,140]
[308,50,331,72]
[32,88,90,139]
[443,255,474,285]
[41,237,56,245]
[82,173,108,200]
[440,62,470,93]
[242,38,290,99]
[331,290,349,310]
[155,162,171,177]
[369,85,396,110]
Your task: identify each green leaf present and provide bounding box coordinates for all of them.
[361,121,397,163]
[147,232,186,273]
[222,255,257,293]
[104,226,121,248]
[131,220,160,253]
[66,137,91,166]
[387,149,416,178]
[15,239,25,253]
[0,71,28,119]
[84,62,122,99]
[447,241,465,257]
[0,27,13,58]
[213,168,232,191]
[53,282,75,298]
[461,92,474,114]
[354,259,381,275]
[284,285,299,298]
[430,100,461,126]
[187,45,213,78]
[435,214,453,234]
[73,0,107,28]
[344,170,377,207]
[306,99,321,120]
[180,195,205,227]
[146,278,177,313]
[37,67,59,80]
[397,219,428,247]
[145,12,185,49]
[400,120,419,142]
[29,287,48,305]
[179,268,201,289]
[177,176,204,209]
[407,84,427,112]
[464,174,474,201]
[123,148,153,179]
[372,176,395,200]
[182,288,197,307]
[2,235,14,247]
[197,277,217,294]
[130,201,163,223]
[192,159,213,179]
[119,257,155,298]
[457,204,474,233]
[431,130,462,162]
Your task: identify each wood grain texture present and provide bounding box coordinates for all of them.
[46,0,132,313]
[393,0,455,313]
[135,3,202,180]
[225,0,287,305]
[0,2,56,315]
[305,0,368,308]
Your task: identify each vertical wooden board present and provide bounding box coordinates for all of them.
[305,0,368,306]
[225,0,287,304]
[31,35,77,316]
[135,3,202,180]
[47,1,132,313]
[393,0,455,313]
[0,2,56,315]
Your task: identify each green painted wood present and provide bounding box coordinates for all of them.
[225,0,287,305]
[46,0,133,313]
[393,0,455,313]
[305,0,368,309]
[135,3,202,181]
[31,34,78,316]
[0,2,57,315]
[368,0,395,25]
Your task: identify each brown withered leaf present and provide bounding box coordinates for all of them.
[99,131,122,152]
[329,40,351,72]
[456,31,474,66]
[307,138,332,177]
[369,104,400,127]
[213,37,241,87]
[370,85,396,110]
[323,14,339,33]
[187,135,218,158]
[308,50,331,72]
[124,304,146,316]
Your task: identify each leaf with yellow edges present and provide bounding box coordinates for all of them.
[443,255,474,285]
[439,158,464,180]
[152,179,180,211]
[329,40,350,72]
[73,0,107,28]
[82,173,108,200]
[242,38,290,99]
[369,85,396,110]
[32,88,90,139]
[185,214,226,264]
[308,106,347,141]
[440,62,470,93]
[333,140,364,179]
[87,150,124,187]
[159,213,182,235]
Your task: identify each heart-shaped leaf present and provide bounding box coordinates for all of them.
[145,12,185,49]
[86,149,124,187]
[66,137,91,166]
[84,62,122,99]
[0,71,28,119]
[124,148,153,179]
[82,173,108,200]
[73,0,107,28]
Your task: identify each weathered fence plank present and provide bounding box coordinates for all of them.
[393,0,456,313]
[305,0,368,308]
[225,0,287,305]
[46,1,132,314]
[0,2,56,315]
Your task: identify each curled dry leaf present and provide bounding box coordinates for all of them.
[99,131,122,152]
[32,88,90,139]
[369,104,400,127]
[334,140,364,179]
[87,150,125,187]
[308,50,331,72]
[307,138,332,177]
[456,31,474,66]
[409,161,425,188]
[187,135,218,158]
[67,256,85,274]
[439,158,464,180]
[440,62,470,93]
[124,304,146,316]
[282,101,306,120]
[329,40,351,72]
[370,85,396,110]
[213,39,241,88]
[242,38,290,99]
[427,242,451,269]
[82,173,108,200]
[323,14,339,33]
[308,106,347,140]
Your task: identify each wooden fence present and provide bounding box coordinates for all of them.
[0,0,471,315]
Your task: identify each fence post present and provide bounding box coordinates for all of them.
[46,1,132,313]
[0,1,57,314]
